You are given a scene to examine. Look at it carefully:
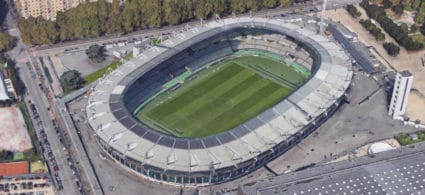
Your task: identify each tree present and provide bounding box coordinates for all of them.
[410,24,418,33]
[382,0,393,9]
[383,42,400,56]
[280,0,294,7]
[0,32,14,52]
[361,1,423,51]
[211,0,229,16]
[177,0,194,23]
[231,0,246,14]
[105,0,123,34]
[346,4,361,18]
[400,23,408,33]
[263,0,279,8]
[163,0,181,25]
[421,22,425,36]
[18,0,300,46]
[246,0,263,11]
[392,3,404,15]
[376,32,385,41]
[122,0,138,32]
[60,70,85,93]
[140,0,162,28]
[86,44,106,63]
[194,0,213,19]
[0,151,13,161]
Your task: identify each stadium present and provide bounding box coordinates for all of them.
[86,17,353,185]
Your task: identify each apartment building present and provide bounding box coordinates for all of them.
[14,0,118,21]
[388,70,413,119]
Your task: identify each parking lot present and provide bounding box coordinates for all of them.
[0,175,54,195]
[55,37,155,77]
[24,59,83,194]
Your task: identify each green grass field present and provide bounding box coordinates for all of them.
[137,56,305,138]
[84,53,133,86]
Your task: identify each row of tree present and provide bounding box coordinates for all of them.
[0,55,26,96]
[412,0,425,24]
[360,0,423,51]
[359,19,385,41]
[0,150,14,161]
[0,1,15,52]
[18,0,308,45]
[383,42,400,56]
[0,32,14,52]
[346,4,361,18]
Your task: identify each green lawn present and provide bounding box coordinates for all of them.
[137,56,303,138]
[84,53,132,85]
[395,131,425,146]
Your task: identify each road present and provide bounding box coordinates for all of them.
[33,0,359,56]
[4,1,80,194]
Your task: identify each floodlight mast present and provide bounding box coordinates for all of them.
[318,0,327,35]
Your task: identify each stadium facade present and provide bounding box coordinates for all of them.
[86,17,353,185]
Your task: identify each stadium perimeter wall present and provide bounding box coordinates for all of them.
[86,17,352,186]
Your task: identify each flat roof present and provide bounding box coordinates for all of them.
[400,70,412,77]
[0,73,9,101]
[242,149,425,195]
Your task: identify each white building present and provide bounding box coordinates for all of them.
[388,70,413,118]
[0,73,10,101]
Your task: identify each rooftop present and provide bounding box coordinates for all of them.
[400,70,413,77]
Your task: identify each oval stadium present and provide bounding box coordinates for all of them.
[86,17,353,186]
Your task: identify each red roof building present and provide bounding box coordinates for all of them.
[0,161,29,176]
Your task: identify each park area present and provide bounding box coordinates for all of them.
[137,56,306,138]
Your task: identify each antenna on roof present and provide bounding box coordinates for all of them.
[318,0,328,35]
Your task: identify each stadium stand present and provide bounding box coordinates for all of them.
[86,17,353,185]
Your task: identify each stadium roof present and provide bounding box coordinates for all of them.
[87,17,353,173]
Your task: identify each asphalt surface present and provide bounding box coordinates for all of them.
[4,1,81,194]
[33,0,360,57]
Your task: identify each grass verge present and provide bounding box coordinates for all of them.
[395,131,425,146]
[17,102,42,162]
[84,53,132,85]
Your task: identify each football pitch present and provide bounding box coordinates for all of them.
[137,56,306,138]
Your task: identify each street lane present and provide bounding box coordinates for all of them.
[4,1,80,194]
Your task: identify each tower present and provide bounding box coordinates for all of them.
[319,0,328,35]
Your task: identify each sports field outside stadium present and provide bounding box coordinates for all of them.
[137,55,307,138]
